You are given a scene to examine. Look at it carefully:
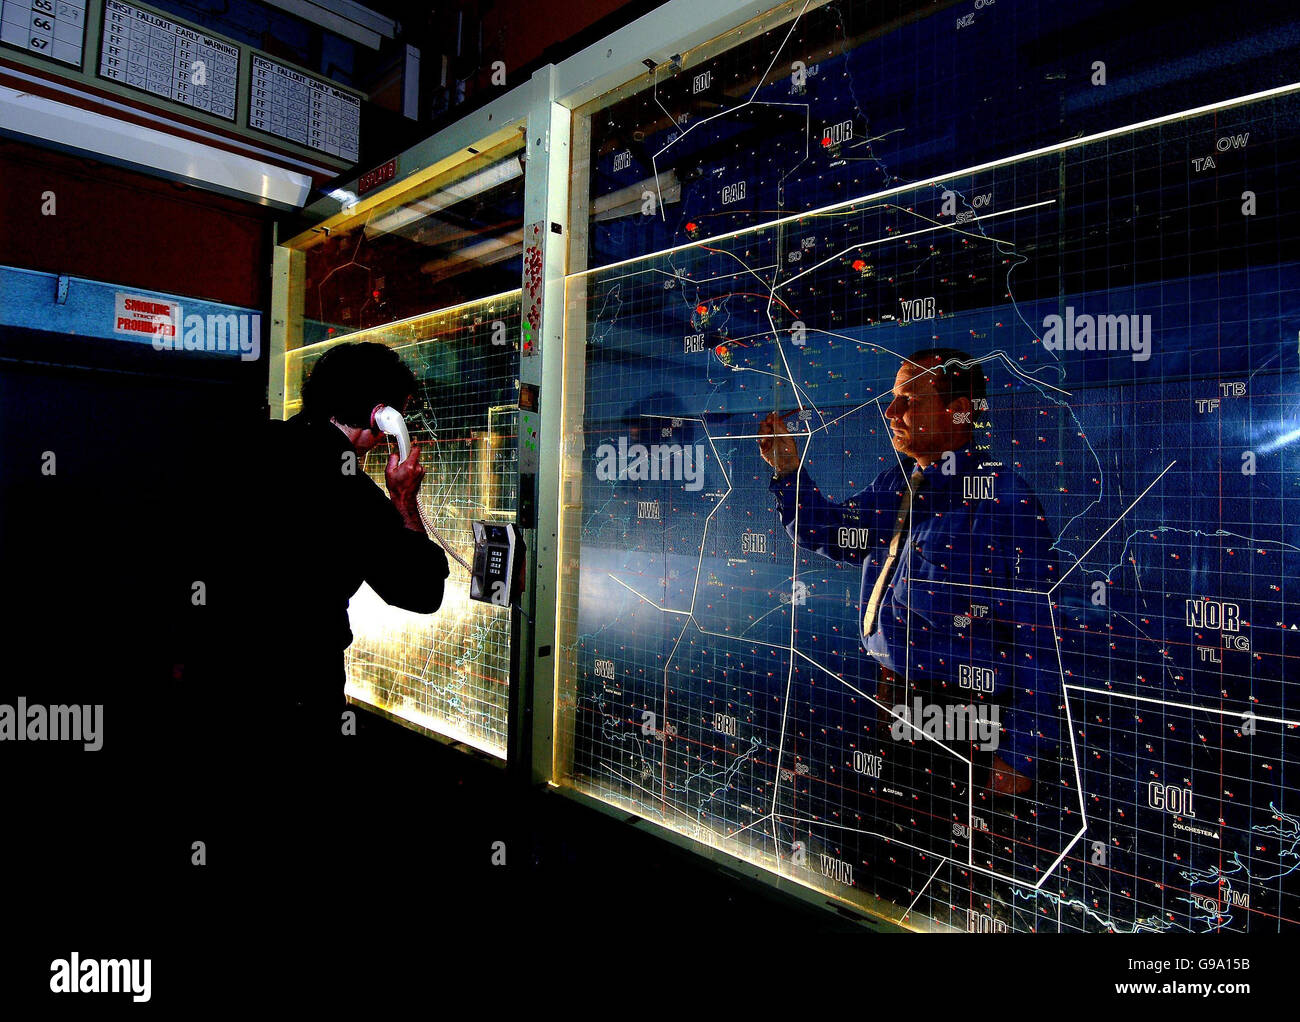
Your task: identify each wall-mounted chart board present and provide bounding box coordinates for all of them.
[0,0,86,67]
[98,0,237,120]
[249,54,359,162]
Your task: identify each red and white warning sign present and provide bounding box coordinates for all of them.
[114,293,179,339]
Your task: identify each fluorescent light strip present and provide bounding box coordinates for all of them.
[289,288,523,355]
[0,63,339,177]
[364,158,524,237]
[0,84,311,207]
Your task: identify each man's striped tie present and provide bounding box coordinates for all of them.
[863,467,927,637]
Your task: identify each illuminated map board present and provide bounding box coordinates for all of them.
[250,54,360,162]
[555,0,1300,932]
[283,293,522,755]
[98,0,237,120]
[0,0,86,67]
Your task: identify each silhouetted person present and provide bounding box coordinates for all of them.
[178,342,449,875]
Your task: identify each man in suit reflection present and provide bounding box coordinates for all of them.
[758,348,1059,795]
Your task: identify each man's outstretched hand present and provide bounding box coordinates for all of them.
[991,754,1033,796]
[758,411,800,478]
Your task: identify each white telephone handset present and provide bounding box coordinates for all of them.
[373,404,411,462]
[374,405,470,571]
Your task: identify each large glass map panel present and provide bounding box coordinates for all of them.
[556,0,1300,931]
[297,141,525,344]
[286,291,521,755]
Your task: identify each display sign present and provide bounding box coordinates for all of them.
[0,0,86,67]
[113,292,176,340]
[357,157,395,195]
[99,0,238,120]
[249,54,360,162]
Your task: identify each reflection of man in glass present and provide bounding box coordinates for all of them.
[758,348,1057,794]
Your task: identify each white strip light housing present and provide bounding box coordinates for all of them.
[0,84,313,209]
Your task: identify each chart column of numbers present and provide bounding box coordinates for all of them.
[331,86,359,161]
[103,7,163,96]
[251,57,308,147]
[0,0,86,66]
[308,80,360,161]
[168,34,236,117]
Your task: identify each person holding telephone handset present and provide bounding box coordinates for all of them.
[176,342,449,871]
[250,340,451,736]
